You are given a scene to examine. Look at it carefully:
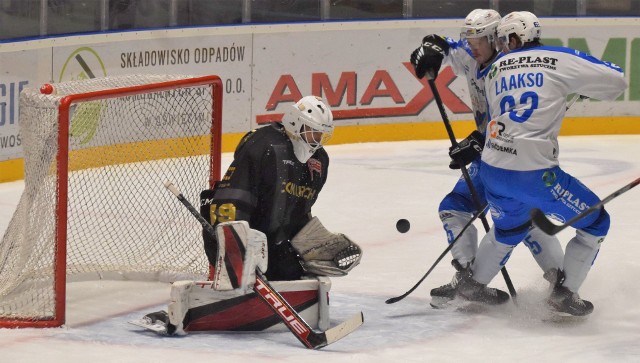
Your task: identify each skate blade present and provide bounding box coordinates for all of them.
[429,296,455,309]
[128,318,169,335]
[542,310,590,324]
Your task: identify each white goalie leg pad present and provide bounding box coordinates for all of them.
[213,221,268,292]
[167,280,248,334]
[167,280,193,335]
[291,217,362,276]
[317,276,331,331]
[472,227,515,285]
[562,230,604,292]
[167,278,329,332]
[524,226,564,280]
[439,210,478,265]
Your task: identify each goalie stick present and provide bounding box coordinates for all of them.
[164,181,364,349]
[428,79,517,299]
[531,177,640,235]
[385,204,488,304]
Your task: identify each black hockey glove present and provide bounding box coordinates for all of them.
[410,34,450,80]
[449,130,485,169]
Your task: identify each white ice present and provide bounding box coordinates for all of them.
[1,135,639,362]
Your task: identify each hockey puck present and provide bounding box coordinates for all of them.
[396,219,410,233]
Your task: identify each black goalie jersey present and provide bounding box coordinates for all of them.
[200,122,329,281]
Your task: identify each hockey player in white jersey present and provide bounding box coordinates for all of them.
[467,11,627,316]
[410,9,564,306]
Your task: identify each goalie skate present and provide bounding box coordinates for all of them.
[128,311,172,335]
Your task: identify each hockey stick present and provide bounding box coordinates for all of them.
[428,79,517,299]
[565,93,588,111]
[531,177,640,235]
[385,204,488,304]
[164,181,363,349]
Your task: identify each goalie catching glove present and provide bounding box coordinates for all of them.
[410,34,450,80]
[291,217,362,276]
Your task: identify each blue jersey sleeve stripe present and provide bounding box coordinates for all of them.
[534,46,623,73]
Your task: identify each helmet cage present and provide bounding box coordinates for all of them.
[282,96,334,162]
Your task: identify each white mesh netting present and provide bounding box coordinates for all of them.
[0,75,219,322]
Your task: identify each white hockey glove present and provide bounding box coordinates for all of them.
[291,217,362,277]
[213,221,268,292]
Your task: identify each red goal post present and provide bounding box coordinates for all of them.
[0,75,223,328]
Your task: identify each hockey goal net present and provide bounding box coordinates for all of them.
[0,75,222,328]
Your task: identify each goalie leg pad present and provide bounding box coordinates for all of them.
[165,278,328,332]
[213,221,268,292]
[291,217,362,276]
[167,280,193,335]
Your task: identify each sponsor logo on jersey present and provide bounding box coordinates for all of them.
[488,63,498,80]
[497,56,558,69]
[486,139,517,155]
[542,171,557,187]
[467,162,479,177]
[307,158,322,180]
[282,181,317,200]
[489,202,504,220]
[488,120,514,143]
[489,55,558,82]
[550,183,591,213]
[282,159,295,166]
[222,166,236,181]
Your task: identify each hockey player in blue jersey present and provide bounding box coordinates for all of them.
[410,9,565,307]
[460,11,627,316]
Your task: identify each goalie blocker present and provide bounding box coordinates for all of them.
[133,218,361,335]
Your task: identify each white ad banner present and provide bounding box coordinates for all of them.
[0,18,638,162]
[52,34,253,133]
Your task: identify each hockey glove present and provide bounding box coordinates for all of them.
[410,34,450,80]
[449,130,485,169]
[291,217,362,277]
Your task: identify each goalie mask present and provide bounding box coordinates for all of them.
[282,96,334,163]
[496,11,542,52]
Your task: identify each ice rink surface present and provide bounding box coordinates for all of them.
[1,135,639,362]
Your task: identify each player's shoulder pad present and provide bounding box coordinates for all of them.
[235,123,287,158]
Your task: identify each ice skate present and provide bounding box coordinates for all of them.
[547,284,594,317]
[430,260,463,308]
[129,310,176,335]
[455,261,509,305]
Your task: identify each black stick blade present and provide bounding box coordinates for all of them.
[530,208,563,235]
[385,296,403,304]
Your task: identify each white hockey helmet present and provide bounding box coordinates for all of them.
[282,95,334,163]
[496,11,542,48]
[460,9,501,45]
